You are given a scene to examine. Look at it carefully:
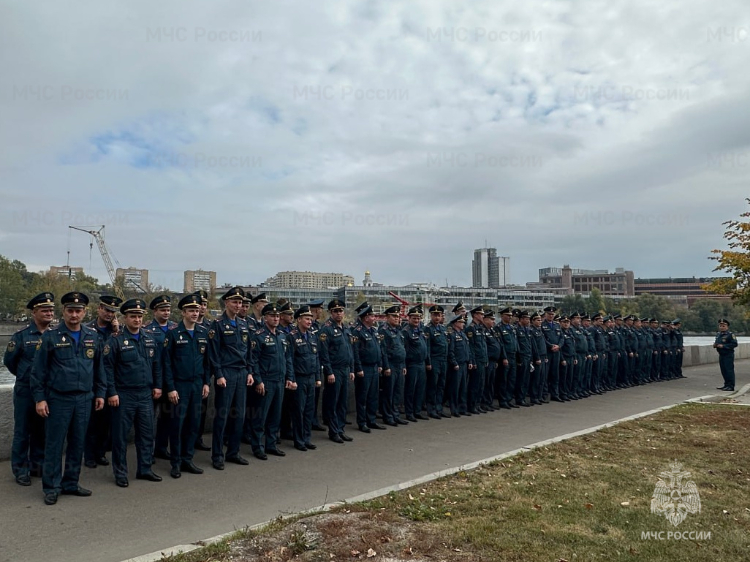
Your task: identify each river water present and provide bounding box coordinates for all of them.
[0,336,746,387]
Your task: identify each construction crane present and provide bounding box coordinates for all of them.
[68,225,138,300]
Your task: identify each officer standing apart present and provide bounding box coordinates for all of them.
[162,294,211,478]
[208,287,254,470]
[4,292,55,486]
[248,302,295,460]
[318,299,355,444]
[425,305,450,418]
[403,306,431,421]
[379,305,407,425]
[31,292,106,505]
[289,305,320,451]
[352,303,388,433]
[714,318,738,391]
[104,299,163,487]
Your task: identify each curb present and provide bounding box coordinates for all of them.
[122,396,713,562]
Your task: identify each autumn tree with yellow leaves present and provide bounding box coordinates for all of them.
[705,198,750,307]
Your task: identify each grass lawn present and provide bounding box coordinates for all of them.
[162,403,750,561]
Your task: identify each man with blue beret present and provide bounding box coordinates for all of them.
[31,292,106,505]
[4,292,55,486]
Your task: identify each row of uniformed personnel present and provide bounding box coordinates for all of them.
[5,288,715,506]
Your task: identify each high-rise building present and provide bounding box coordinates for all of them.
[264,271,355,289]
[184,269,217,293]
[472,248,509,288]
[49,265,84,279]
[115,267,149,293]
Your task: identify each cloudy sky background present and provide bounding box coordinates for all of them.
[1,0,748,290]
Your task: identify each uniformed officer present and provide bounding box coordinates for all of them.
[661,320,674,380]
[590,314,607,394]
[569,312,590,399]
[308,299,327,431]
[403,305,431,421]
[4,292,55,485]
[84,294,122,469]
[559,315,577,400]
[582,314,596,394]
[672,319,685,379]
[193,289,212,451]
[162,294,210,478]
[208,287,254,469]
[278,300,296,441]
[529,312,547,405]
[242,292,268,443]
[495,307,518,409]
[714,318,738,391]
[248,303,295,459]
[379,305,407,425]
[318,299,355,444]
[649,319,662,381]
[481,310,503,411]
[352,303,388,433]
[425,304,449,418]
[623,315,638,386]
[465,306,488,414]
[604,316,619,390]
[639,317,654,384]
[446,314,474,416]
[542,306,563,402]
[144,295,177,460]
[31,292,106,505]
[515,311,538,407]
[104,299,162,487]
[289,306,321,451]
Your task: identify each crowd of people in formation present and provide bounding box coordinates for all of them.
[10,284,735,507]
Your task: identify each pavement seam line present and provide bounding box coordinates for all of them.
[121,394,724,562]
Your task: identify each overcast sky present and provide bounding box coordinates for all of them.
[1,1,748,290]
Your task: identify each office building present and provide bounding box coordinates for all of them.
[115,267,149,293]
[184,269,217,293]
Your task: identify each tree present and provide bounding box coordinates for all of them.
[585,288,606,315]
[559,294,586,314]
[0,255,27,318]
[706,198,750,306]
[632,293,675,322]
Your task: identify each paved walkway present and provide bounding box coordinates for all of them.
[0,360,744,562]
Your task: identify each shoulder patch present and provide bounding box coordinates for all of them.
[36,340,42,350]
[7,340,16,352]
[251,340,257,349]
[208,330,215,339]
[319,333,327,342]
[467,331,473,338]
[103,344,111,356]
[163,339,169,348]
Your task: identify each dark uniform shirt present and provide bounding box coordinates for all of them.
[3,323,45,387]
[208,313,251,380]
[289,328,320,380]
[318,319,354,376]
[162,322,210,392]
[715,331,738,355]
[250,326,294,384]
[30,324,106,403]
[530,325,547,358]
[542,321,563,353]
[496,322,518,362]
[403,324,431,366]
[379,323,406,365]
[560,327,576,358]
[353,323,388,372]
[425,322,449,361]
[103,329,161,395]
[85,319,117,344]
[516,325,538,360]
[465,321,488,364]
[447,329,474,367]
[484,326,504,362]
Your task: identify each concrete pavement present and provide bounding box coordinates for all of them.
[0,360,743,562]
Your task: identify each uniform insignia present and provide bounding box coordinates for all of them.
[467,331,473,338]
[242,334,248,342]
[251,341,257,349]
[149,349,154,357]
[200,346,206,354]
[103,344,110,355]
[6,341,15,351]
[163,339,168,348]
[208,330,215,339]
[36,341,42,350]
[61,336,66,342]
[86,348,95,359]
[319,334,327,342]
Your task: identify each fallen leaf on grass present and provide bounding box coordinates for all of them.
[351,549,360,557]
[533,504,542,511]
[585,503,594,510]
[621,502,630,507]
[402,546,413,555]
[367,548,377,558]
